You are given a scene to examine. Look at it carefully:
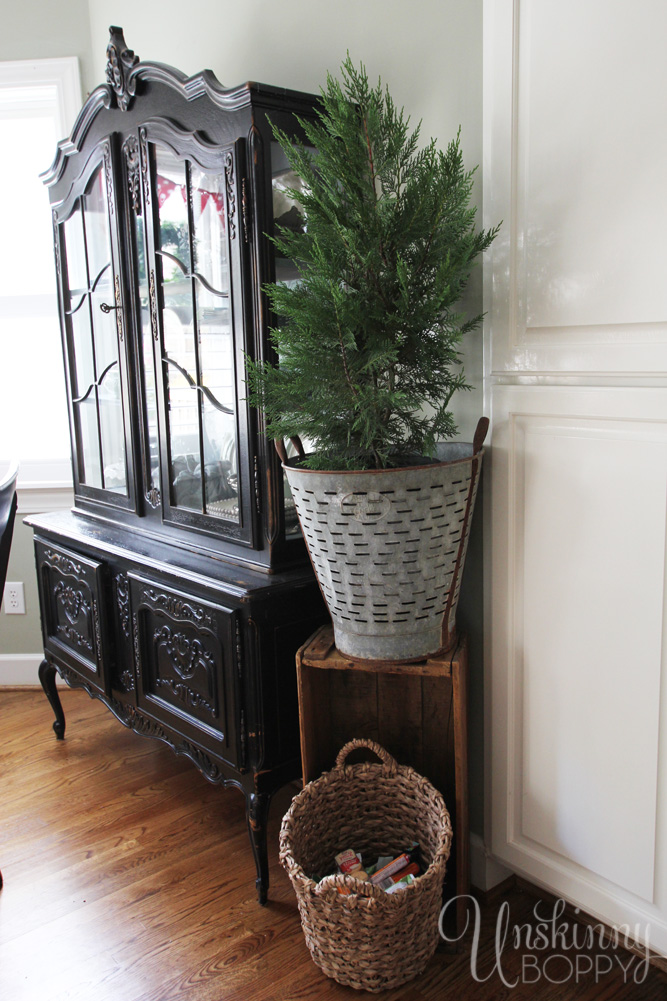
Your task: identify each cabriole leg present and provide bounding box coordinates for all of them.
[38,659,65,740]
[246,791,271,905]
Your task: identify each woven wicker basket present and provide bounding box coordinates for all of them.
[279,740,453,992]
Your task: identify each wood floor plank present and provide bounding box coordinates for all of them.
[1,689,665,1001]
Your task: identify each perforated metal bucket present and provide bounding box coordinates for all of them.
[284,442,484,662]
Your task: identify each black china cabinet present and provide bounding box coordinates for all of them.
[28,28,326,903]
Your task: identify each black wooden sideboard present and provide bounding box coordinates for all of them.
[30,28,326,903]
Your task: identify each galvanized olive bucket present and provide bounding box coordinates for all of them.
[281,419,487,662]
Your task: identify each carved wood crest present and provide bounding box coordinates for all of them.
[106,26,139,112]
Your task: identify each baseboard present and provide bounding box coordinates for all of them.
[0,653,54,687]
[470,832,514,892]
[515,877,667,966]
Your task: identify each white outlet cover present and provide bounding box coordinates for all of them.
[4,582,26,614]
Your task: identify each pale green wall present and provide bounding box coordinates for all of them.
[2,0,486,834]
[0,517,42,654]
[0,0,96,95]
[88,0,482,158]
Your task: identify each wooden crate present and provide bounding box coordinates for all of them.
[295,624,469,931]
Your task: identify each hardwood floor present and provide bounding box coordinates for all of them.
[1,688,665,1000]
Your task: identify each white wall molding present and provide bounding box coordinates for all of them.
[18,486,74,515]
[488,385,667,955]
[484,0,667,960]
[486,0,667,378]
[0,654,44,687]
[470,833,513,893]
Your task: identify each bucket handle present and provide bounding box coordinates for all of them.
[274,436,306,465]
[440,416,488,647]
[473,416,489,455]
[335,739,398,775]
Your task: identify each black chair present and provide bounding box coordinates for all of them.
[0,460,19,891]
[0,462,19,594]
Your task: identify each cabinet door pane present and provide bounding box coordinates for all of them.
[62,161,128,496]
[83,169,126,493]
[77,396,102,488]
[63,207,87,290]
[154,145,239,525]
[191,165,230,295]
[84,168,112,284]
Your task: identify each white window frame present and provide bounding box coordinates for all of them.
[0,57,81,512]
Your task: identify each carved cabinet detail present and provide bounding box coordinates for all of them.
[131,576,240,767]
[35,540,110,696]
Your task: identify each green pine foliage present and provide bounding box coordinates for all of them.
[247,57,500,470]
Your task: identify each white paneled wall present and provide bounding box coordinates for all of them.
[485,0,667,954]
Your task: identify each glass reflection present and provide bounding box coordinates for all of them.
[85,170,111,287]
[191,164,229,295]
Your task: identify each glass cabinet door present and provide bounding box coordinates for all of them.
[60,158,129,499]
[147,140,246,538]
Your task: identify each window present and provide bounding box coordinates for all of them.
[0,58,81,500]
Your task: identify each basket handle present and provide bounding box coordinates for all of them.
[315,871,387,903]
[274,436,306,465]
[335,739,398,774]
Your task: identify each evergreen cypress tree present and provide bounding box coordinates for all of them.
[247,57,499,471]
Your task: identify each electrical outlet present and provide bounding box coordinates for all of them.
[4,582,26,614]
